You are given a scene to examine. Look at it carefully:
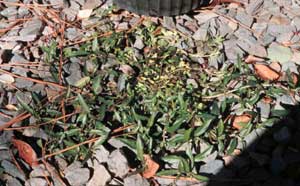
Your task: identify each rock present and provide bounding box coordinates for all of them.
[64,162,90,186]
[124,174,150,186]
[65,28,82,41]
[107,149,129,178]
[194,12,218,25]
[30,164,49,177]
[273,126,291,144]
[93,145,110,163]
[6,177,23,186]
[235,11,254,27]
[1,7,18,19]
[244,130,259,149]
[246,0,264,15]
[133,36,145,50]
[49,0,68,8]
[19,19,43,37]
[193,24,209,41]
[257,101,271,119]
[87,164,111,186]
[25,178,47,186]
[163,16,176,30]
[199,159,224,175]
[1,160,25,181]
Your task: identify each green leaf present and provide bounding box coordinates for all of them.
[167,117,187,133]
[227,138,237,155]
[16,96,36,116]
[194,114,215,137]
[136,134,144,161]
[194,146,213,162]
[77,94,90,114]
[191,173,210,182]
[156,169,179,176]
[92,75,102,95]
[75,76,90,88]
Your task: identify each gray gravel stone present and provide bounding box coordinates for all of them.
[235,11,254,27]
[133,36,145,50]
[6,178,23,186]
[199,159,224,175]
[87,163,111,186]
[1,160,25,181]
[107,149,129,178]
[19,19,43,37]
[25,178,47,186]
[1,7,18,19]
[246,0,264,15]
[93,145,110,163]
[124,174,150,186]
[257,101,271,119]
[163,16,176,30]
[64,167,90,186]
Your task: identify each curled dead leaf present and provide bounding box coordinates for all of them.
[254,64,280,81]
[5,104,18,111]
[12,138,39,167]
[142,155,160,178]
[232,114,252,130]
[245,55,264,64]
[0,74,15,84]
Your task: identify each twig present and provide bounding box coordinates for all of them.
[43,137,100,159]
[0,69,66,90]
[0,112,31,131]
[4,112,77,131]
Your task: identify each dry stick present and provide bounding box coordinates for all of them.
[43,137,100,159]
[0,112,12,119]
[4,112,77,131]
[0,69,66,90]
[8,149,26,178]
[0,112,31,131]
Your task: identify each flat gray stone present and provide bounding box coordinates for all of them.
[235,11,254,27]
[133,36,145,50]
[124,174,150,186]
[19,19,43,37]
[25,178,47,186]
[93,145,110,163]
[107,149,129,178]
[199,159,224,175]
[87,163,111,186]
[163,16,176,30]
[1,160,25,181]
[246,0,264,15]
[257,101,271,118]
[64,167,90,186]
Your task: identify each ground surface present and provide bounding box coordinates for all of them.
[1,0,300,186]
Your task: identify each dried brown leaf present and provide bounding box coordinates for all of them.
[254,64,280,81]
[232,114,252,130]
[142,155,160,179]
[12,138,39,167]
[245,55,264,64]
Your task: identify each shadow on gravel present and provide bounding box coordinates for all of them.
[207,105,300,186]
